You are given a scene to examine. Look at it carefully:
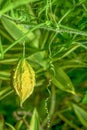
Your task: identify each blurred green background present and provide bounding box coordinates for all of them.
[0,0,87,130]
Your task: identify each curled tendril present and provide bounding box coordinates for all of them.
[45,91,51,128]
[10,8,28,22]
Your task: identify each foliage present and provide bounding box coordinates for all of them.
[0,0,87,130]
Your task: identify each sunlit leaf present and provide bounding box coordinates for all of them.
[72,103,87,127]
[30,108,40,130]
[50,67,75,94]
[1,15,35,43]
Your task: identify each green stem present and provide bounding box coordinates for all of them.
[5,122,16,130]
[0,90,14,100]
[50,86,56,116]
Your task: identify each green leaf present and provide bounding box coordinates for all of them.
[82,91,87,103]
[28,51,48,70]
[0,115,4,130]
[72,103,87,127]
[1,15,35,43]
[0,71,10,80]
[30,108,40,130]
[51,67,75,94]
